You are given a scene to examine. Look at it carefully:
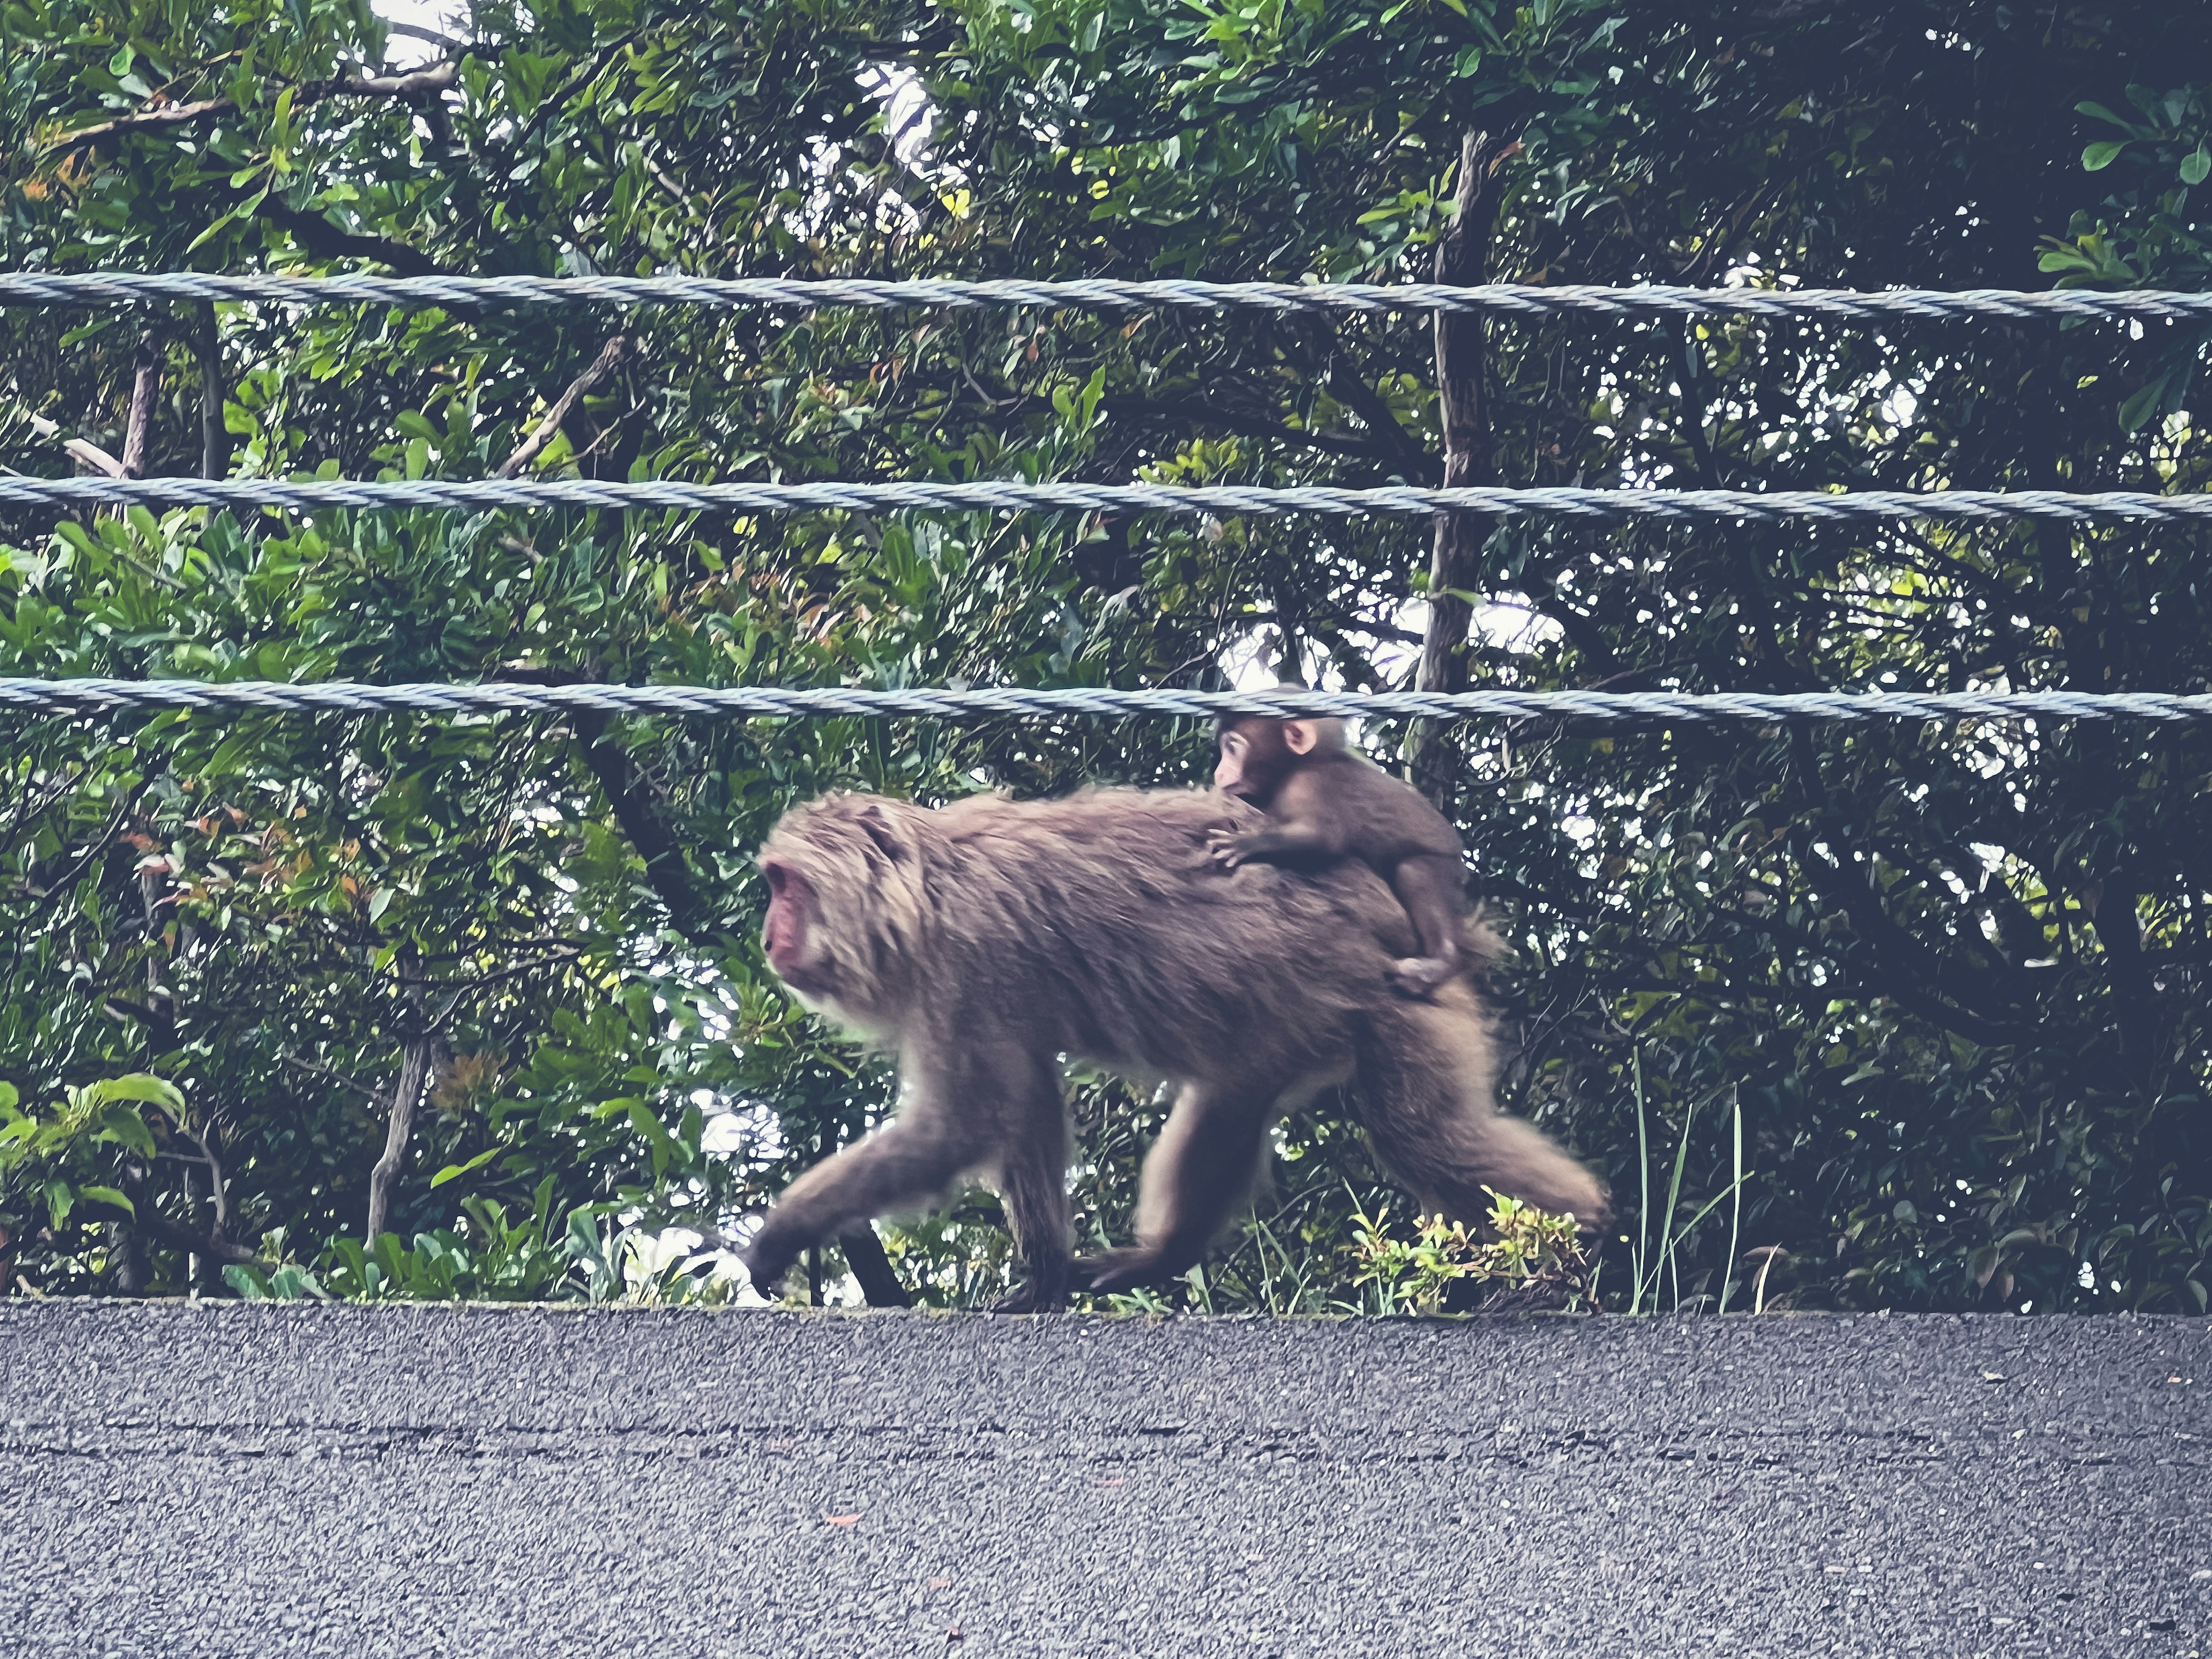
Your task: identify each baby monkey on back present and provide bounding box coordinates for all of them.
[1209,707,1467,996]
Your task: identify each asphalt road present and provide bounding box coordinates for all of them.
[5,1304,2207,1658]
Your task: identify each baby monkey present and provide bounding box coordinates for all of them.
[1208,709,1468,996]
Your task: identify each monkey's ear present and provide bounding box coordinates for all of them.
[856,802,911,863]
[1281,719,1321,756]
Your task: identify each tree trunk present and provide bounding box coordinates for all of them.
[194,302,227,480]
[366,1037,433,1245]
[120,327,163,479]
[1411,130,1514,806]
[367,967,438,1248]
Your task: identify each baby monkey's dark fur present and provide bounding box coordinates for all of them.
[743,787,1607,1311]
[1210,710,1467,996]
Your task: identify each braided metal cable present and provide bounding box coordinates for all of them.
[3,271,2210,322]
[6,476,2211,523]
[5,678,2209,724]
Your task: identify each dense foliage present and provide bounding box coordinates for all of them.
[3,0,2207,1313]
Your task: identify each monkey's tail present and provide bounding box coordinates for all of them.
[1350,987,1611,1232]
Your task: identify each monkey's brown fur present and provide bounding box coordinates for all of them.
[743,786,1608,1310]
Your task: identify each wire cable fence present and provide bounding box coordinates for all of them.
[5,271,2207,727]
[8,476,2212,524]
[5,271,2212,323]
[4,678,2209,725]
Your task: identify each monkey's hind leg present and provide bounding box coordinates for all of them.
[986,1055,1075,1315]
[1384,853,1466,998]
[1353,993,1610,1230]
[1075,1076,1291,1295]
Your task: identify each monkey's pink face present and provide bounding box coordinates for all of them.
[1213,728,1254,798]
[760,858,830,995]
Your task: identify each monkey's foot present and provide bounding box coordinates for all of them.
[986,1280,1066,1315]
[1386,956,1455,998]
[1075,1248,1170,1294]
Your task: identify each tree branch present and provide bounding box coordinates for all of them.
[493,667,718,942]
[1275,315,1436,482]
[64,437,126,477]
[257,200,444,276]
[366,969,437,1244]
[498,334,630,478]
[919,366,1410,470]
[55,62,459,146]
[385,21,464,51]
[81,1192,267,1267]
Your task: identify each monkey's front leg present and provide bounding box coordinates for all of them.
[1206,823,1338,871]
[740,1116,983,1298]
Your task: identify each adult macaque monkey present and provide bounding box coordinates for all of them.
[1210,710,1468,996]
[742,787,1606,1311]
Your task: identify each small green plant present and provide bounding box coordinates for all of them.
[222,1190,725,1305]
[1348,1188,1593,1315]
[1624,1057,1752,1315]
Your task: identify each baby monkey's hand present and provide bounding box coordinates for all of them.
[1206,828,1253,869]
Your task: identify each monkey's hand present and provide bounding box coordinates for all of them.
[1206,828,1254,870]
[738,1236,797,1301]
[1387,956,1456,999]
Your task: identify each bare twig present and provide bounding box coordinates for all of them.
[63,437,125,477]
[281,1051,385,1105]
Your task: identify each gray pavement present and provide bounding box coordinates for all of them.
[3,1303,2207,1657]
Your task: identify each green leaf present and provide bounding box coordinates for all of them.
[2081,140,2127,172]
[94,1104,158,1160]
[224,1264,272,1300]
[429,1146,501,1188]
[267,1264,329,1300]
[627,1099,675,1179]
[2118,373,2171,433]
[75,1184,135,1217]
[84,1074,187,1118]
[2181,145,2210,186]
